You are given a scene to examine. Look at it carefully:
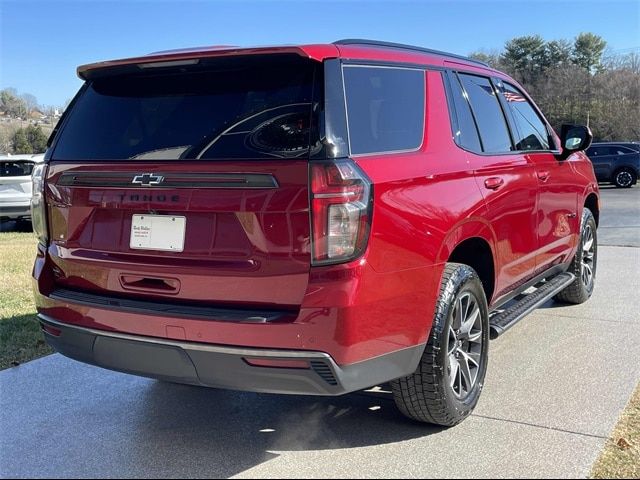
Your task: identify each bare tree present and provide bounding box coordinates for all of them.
[470,33,639,141]
[20,93,39,114]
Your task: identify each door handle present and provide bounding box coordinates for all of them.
[538,171,550,182]
[484,177,504,190]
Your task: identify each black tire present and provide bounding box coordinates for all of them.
[554,208,597,304]
[613,168,636,188]
[391,263,489,426]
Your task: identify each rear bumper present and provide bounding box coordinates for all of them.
[0,201,31,219]
[39,314,424,396]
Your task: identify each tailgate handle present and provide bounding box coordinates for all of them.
[120,275,180,294]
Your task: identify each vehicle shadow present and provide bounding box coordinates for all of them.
[126,381,440,477]
[0,218,32,232]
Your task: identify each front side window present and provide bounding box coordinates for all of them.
[458,73,513,153]
[501,82,550,151]
[52,55,319,161]
[342,65,425,155]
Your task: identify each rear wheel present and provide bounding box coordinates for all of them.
[554,208,597,304]
[391,263,489,426]
[613,168,636,188]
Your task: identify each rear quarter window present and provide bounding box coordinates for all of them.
[342,65,425,155]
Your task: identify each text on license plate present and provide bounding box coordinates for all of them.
[130,214,186,252]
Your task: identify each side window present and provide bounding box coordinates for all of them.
[458,73,513,153]
[591,146,613,156]
[615,147,633,155]
[446,72,482,152]
[501,82,550,151]
[342,65,424,155]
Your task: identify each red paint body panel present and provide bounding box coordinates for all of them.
[471,154,539,298]
[45,160,311,307]
[34,42,599,372]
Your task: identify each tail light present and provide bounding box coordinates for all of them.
[310,159,373,265]
[31,164,48,245]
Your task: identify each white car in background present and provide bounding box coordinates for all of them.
[0,153,45,226]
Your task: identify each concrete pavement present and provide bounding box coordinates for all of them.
[1,188,639,478]
[597,185,640,247]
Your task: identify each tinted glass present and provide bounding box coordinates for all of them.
[447,73,482,152]
[502,83,550,151]
[0,161,35,177]
[625,143,640,152]
[588,146,614,156]
[343,66,424,155]
[614,147,634,155]
[52,56,318,160]
[459,74,512,153]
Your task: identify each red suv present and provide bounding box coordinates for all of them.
[32,40,599,426]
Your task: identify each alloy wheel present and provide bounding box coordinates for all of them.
[581,223,596,290]
[616,170,633,187]
[447,292,483,399]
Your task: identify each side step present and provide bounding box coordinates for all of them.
[489,272,575,339]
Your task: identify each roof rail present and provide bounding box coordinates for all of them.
[333,39,489,67]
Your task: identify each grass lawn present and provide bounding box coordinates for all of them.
[592,382,640,478]
[0,229,52,370]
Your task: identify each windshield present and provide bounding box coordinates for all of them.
[52,55,320,161]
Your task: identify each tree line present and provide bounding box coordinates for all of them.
[470,32,640,142]
[0,88,58,154]
[2,33,638,153]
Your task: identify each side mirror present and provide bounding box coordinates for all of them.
[558,124,593,160]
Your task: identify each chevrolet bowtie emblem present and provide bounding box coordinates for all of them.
[132,173,164,186]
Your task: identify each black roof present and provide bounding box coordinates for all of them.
[333,39,490,67]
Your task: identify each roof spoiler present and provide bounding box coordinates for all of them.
[77,45,335,80]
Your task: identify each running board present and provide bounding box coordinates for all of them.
[489,272,575,339]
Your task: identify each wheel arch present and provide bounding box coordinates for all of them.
[437,220,497,304]
[584,192,600,227]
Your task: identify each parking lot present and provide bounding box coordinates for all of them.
[0,186,638,478]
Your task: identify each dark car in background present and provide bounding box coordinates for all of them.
[586,142,640,188]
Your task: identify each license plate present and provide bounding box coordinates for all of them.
[130,214,186,252]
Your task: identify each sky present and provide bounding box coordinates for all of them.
[1,0,638,107]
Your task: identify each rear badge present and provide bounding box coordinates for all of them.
[132,173,164,186]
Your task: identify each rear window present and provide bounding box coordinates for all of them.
[0,161,35,177]
[342,65,425,155]
[52,55,319,161]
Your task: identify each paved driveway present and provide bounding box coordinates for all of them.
[1,188,638,478]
